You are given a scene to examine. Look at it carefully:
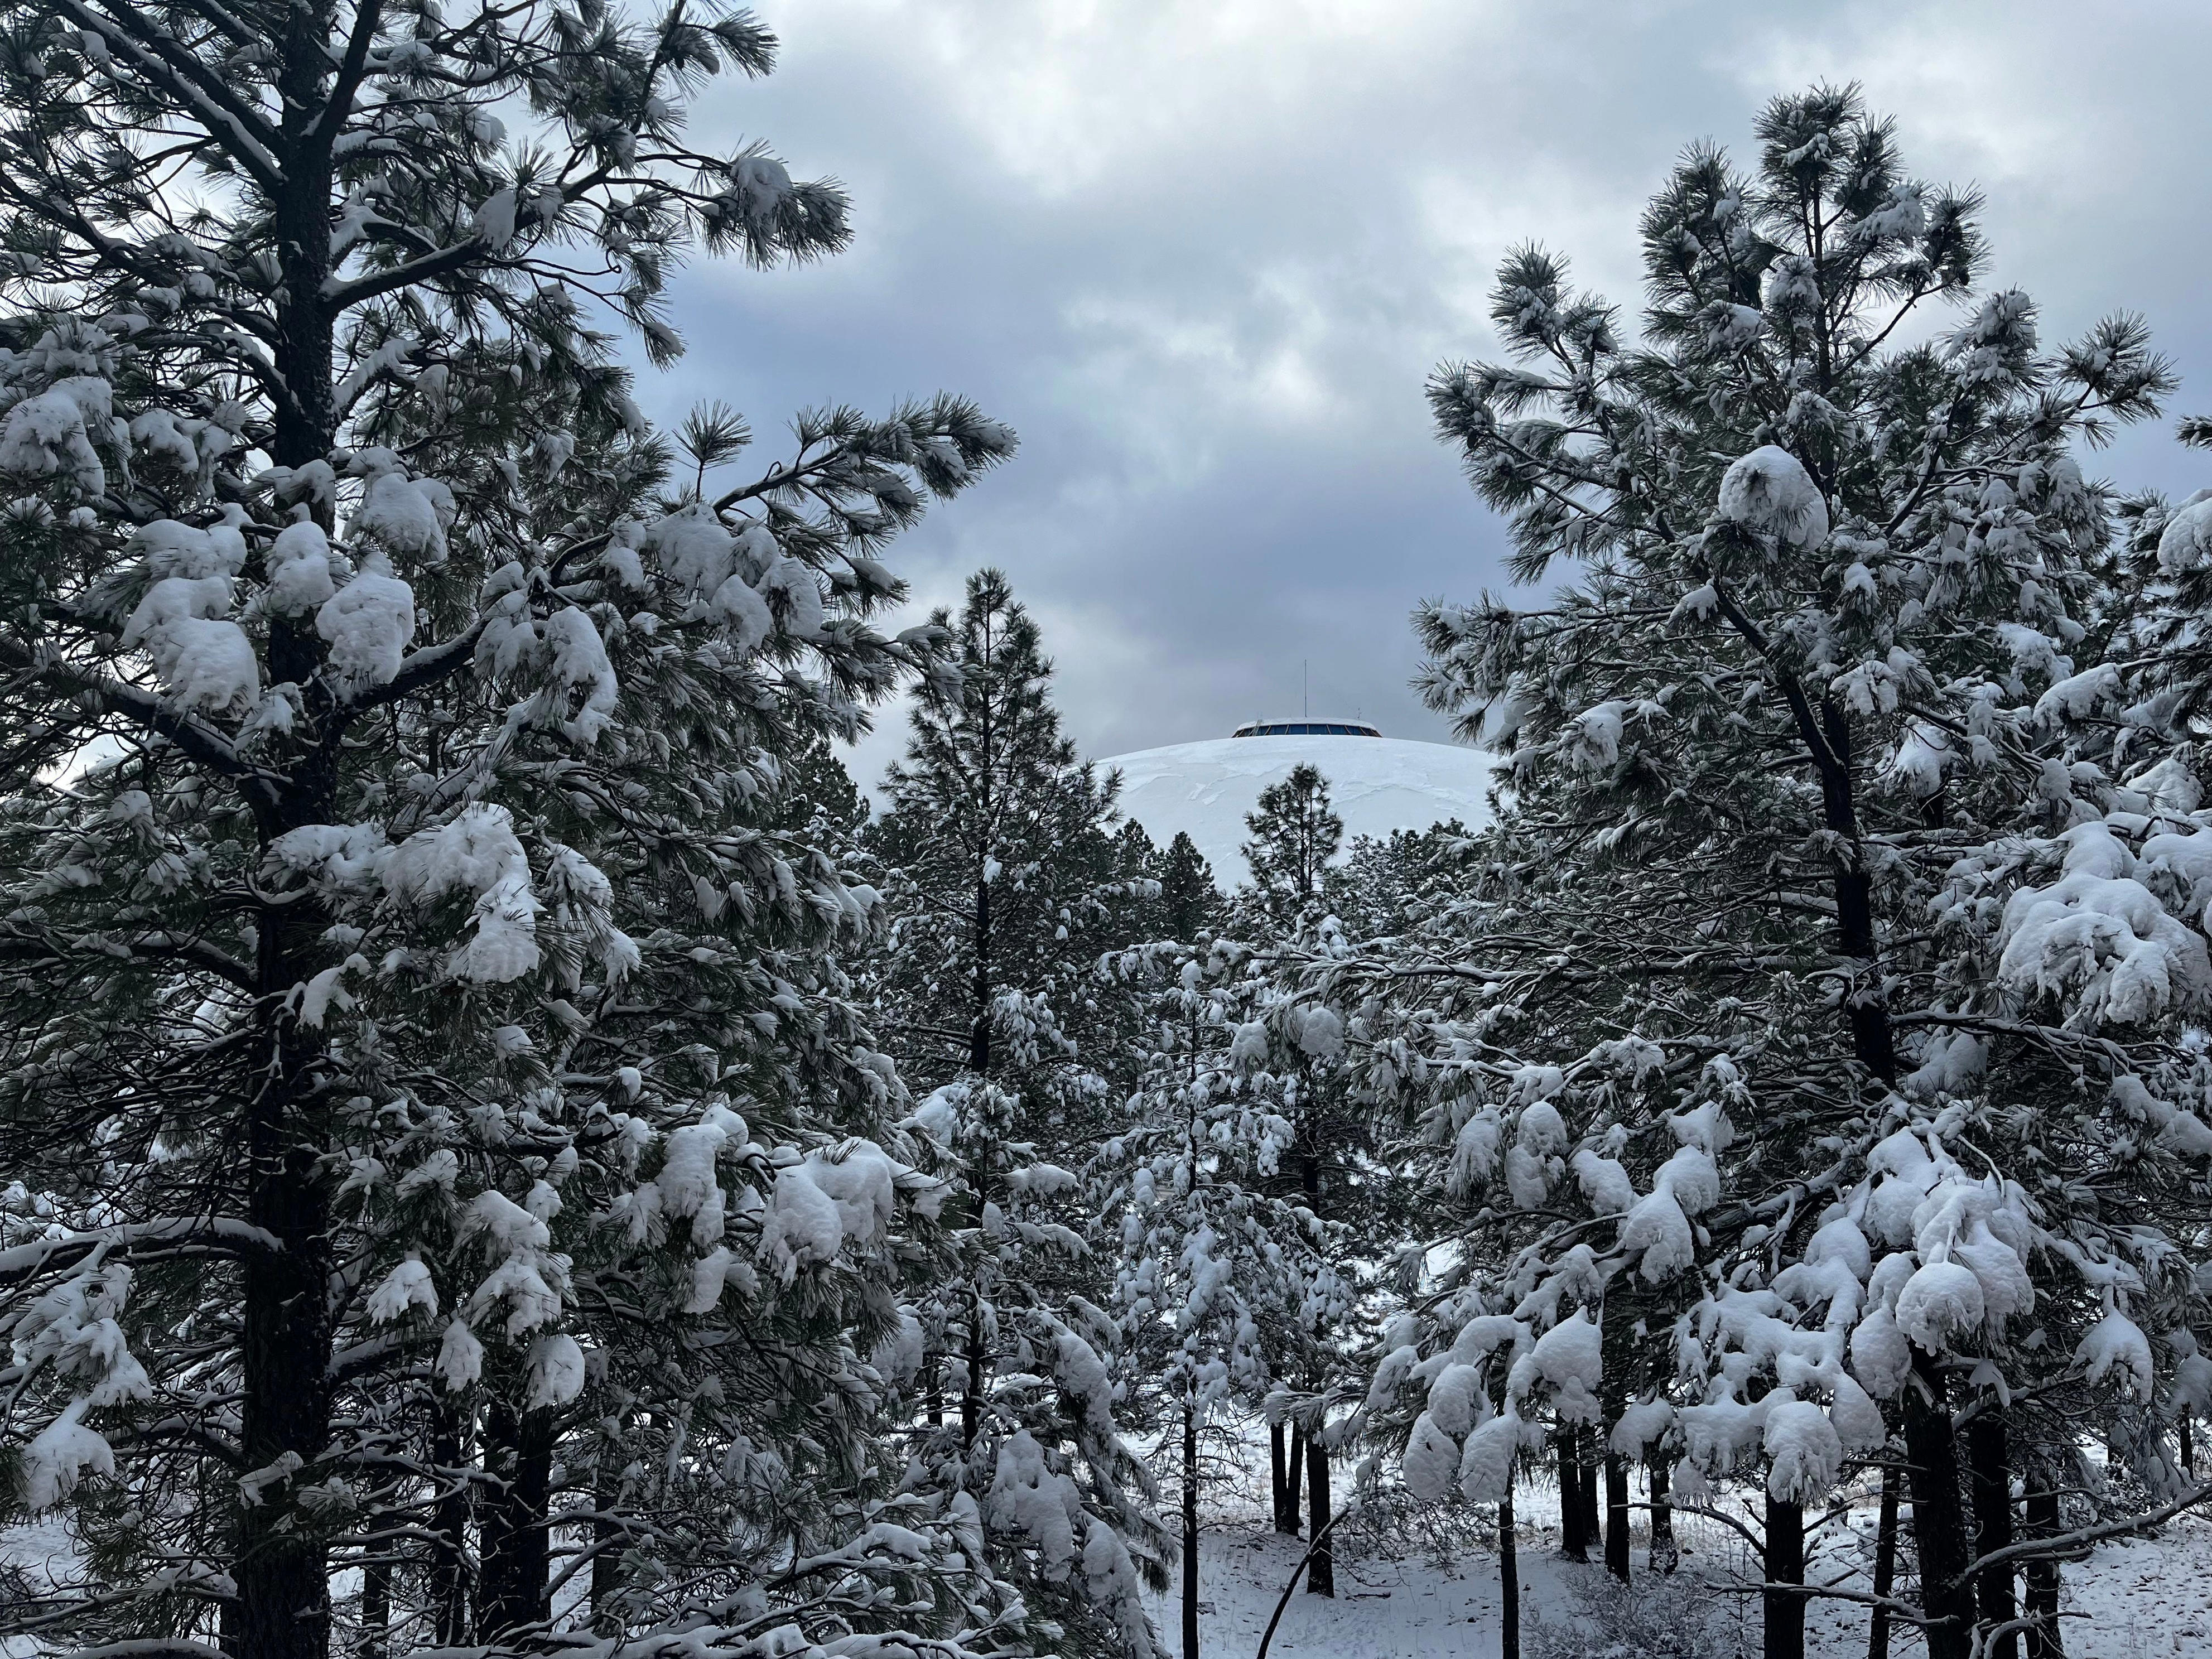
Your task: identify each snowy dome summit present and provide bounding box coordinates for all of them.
[1104,720,1494,884]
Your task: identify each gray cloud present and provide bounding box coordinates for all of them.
[640,0,2212,792]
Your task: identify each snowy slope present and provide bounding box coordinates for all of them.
[1103,735,1493,883]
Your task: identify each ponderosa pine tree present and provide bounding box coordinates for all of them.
[1231,774,1395,1597]
[1241,763,1342,927]
[1093,937,1307,1659]
[1156,832,1226,942]
[0,6,1033,1658]
[1337,83,2212,1659]
[862,567,1168,1653]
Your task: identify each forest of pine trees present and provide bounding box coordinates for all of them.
[0,7,2207,1659]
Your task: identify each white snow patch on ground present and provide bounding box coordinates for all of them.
[1145,1440,2212,1659]
[1103,734,1493,883]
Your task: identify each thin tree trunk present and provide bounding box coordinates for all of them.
[1903,1354,1975,1659]
[1499,1484,1520,1659]
[1578,1433,1601,1554]
[2181,1416,2195,1478]
[430,1401,472,1647]
[1649,1456,1678,1573]
[1183,1400,1202,1659]
[1968,1407,2018,1659]
[1868,1462,1900,1659]
[478,1399,554,1640]
[961,1299,986,1451]
[1604,1449,1631,1582]
[968,871,992,1073]
[1304,1425,1334,1598]
[1558,1426,1588,1561]
[2023,1480,2064,1659]
[357,1559,387,1659]
[1598,1296,1630,1583]
[591,1437,625,1633]
[1286,1421,1305,1536]
[1765,1497,1805,1659]
[1271,1422,1293,1535]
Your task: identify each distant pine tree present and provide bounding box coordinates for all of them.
[1158,831,1225,939]
[1240,763,1343,923]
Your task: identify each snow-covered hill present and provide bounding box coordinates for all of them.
[1102,734,1493,883]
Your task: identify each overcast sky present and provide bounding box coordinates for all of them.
[646,0,2212,790]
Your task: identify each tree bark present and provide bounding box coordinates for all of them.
[1578,1432,1601,1554]
[1271,1422,1294,1535]
[968,870,992,1073]
[961,1299,986,1452]
[2023,1480,2064,1659]
[1498,1484,1520,1659]
[1598,1299,1630,1582]
[1183,1400,1201,1659]
[356,1559,387,1659]
[1604,1449,1631,1582]
[430,1400,473,1646]
[1968,1406,2018,1659]
[1286,1421,1305,1536]
[1903,1354,1975,1659]
[1648,1456,1678,1574]
[477,1398,554,1641]
[592,1436,625,1633]
[1765,1496,1805,1659]
[1304,1425,1334,1598]
[235,23,345,1656]
[1868,1462,1900,1659]
[1558,1426,1588,1561]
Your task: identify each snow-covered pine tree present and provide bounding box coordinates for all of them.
[1093,938,1306,1659]
[1156,832,1226,942]
[861,567,1168,1653]
[1240,763,1342,928]
[1225,775,1412,1598]
[1339,84,2212,1659]
[0,7,1025,1657]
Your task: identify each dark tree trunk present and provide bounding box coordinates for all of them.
[1498,1484,1520,1659]
[1304,1426,1334,1598]
[1182,1401,1201,1659]
[961,1300,986,1451]
[235,25,348,1657]
[1648,1456,1678,1574]
[1285,1421,1306,1536]
[1765,1497,1805,1659]
[356,1559,387,1659]
[1271,1422,1295,1535]
[1598,1298,1631,1582]
[478,1399,554,1640]
[430,1401,473,1646]
[1577,1433,1601,1552]
[1558,1426,1588,1561]
[1968,1407,2018,1659]
[2181,1416,2195,1478]
[968,871,992,1073]
[2023,1481,2064,1659]
[1868,1462,1901,1659]
[1604,1450,1631,1582]
[591,1439,625,1633]
[1813,694,1898,1083]
[1903,1355,1975,1659]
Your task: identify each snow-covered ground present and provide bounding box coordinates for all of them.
[1149,1470,2212,1658]
[1103,735,1493,882]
